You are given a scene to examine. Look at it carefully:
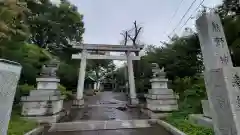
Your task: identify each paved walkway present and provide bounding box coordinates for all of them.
[42,92,172,135]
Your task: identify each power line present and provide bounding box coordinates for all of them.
[164,0,185,33]
[179,0,205,31]
[162,0,185,40]
[168,0,198,37]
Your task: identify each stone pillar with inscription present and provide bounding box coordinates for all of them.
[0,59,22,135]
[195,11,240,134]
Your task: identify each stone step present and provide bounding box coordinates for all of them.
[146,99,178,105]
[189,114,213,129]
[49,119,157,132]
[147,104,178,111]
[21,95,63,101]
[87,104,126,108]
[150,78,168,82]
[30,90,60,96]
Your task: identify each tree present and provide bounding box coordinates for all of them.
[87,57,115,90]
[1,43,49,85]
[120,31,129,46]
[126,21,143,49]
[25,0,84,54]
[0,0,29,43]
[218,0,240,15]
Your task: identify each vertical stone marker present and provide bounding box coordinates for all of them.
[0,59,21,135]
[196,12,233,70]
[196,11,240,135]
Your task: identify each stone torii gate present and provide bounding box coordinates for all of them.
[72,44,144,106]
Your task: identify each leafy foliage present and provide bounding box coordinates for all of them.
[57,61,79,90]
[165,113,213,135]
[0,0,29,42]
[58,84,74,100]
[176,76,207,115]
[14,84,34,104]
[25,0,84,53]
[1,43,50,85]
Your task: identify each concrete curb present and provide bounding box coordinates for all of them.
[156,120,186,135]
[24,126,44,135]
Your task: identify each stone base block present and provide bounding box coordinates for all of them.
[72,99,84,107]
[23,113,62,123]
[146,99,177,105]
[148,88,174,95]
[145,94,176,100]
[189,114,213,129]
[146,104,178,111]
[141,108,170,119]
[151,81,168,89]
[36,78,60,90]
[21,95,64,101]
[150,78,168,82]
[30,90,60,96]
[21,99,63,116]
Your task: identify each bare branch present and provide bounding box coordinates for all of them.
[126,20,143,46]
[120,30,129,46]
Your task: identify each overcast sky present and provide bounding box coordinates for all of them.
[51,0,222,67]
[66,0,222,46]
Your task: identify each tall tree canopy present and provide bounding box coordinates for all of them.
[25,0,84,54]
[0,0,29,43]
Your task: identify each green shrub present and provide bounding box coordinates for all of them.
[18,84,34,96]
[165,76,213,135]
[14,84,35,104]
[165,113,213,135]
[180,80,207,114]
[58,84,74,100]
[173,76,207,115]
[173,77,194,100]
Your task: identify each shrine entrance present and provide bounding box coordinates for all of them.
[72,44,144,106]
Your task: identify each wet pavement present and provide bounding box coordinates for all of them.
[42,91,172,135]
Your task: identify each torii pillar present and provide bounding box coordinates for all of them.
[73,50,87,106]
[127,52,139,106]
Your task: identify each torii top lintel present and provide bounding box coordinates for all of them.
[72,44,144,52]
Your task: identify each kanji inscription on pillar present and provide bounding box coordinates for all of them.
[196,12,233,71]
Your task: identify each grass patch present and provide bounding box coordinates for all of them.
[165,112,213,135]
[8,106,38,135]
